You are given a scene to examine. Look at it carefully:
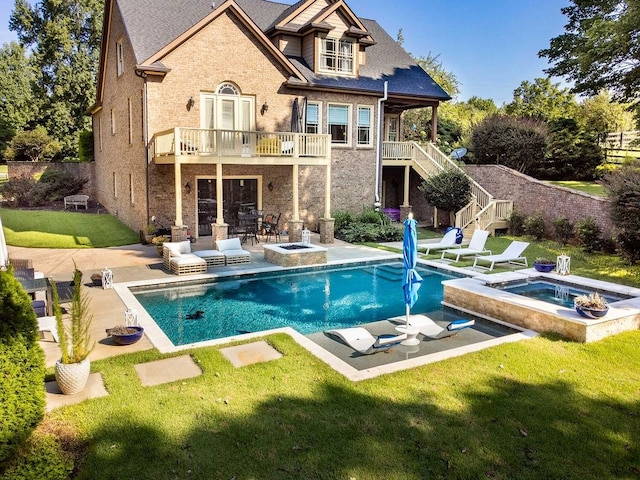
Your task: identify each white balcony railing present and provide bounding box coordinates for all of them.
[154,128,331,159]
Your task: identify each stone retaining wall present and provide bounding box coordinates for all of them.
[465,165,613,238]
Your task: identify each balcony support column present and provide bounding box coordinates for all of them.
[402,165,411,207]
[216,163,224,224]
[292,164,299,221]
[431,105,438,143]
[174,158,183,227]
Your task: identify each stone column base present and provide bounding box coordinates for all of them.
[289,220,303,242]
[400,205,412,222]
[211,223,228,245]
[318,218,335,244]
[171,225,188,242]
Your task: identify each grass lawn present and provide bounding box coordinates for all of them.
[0,208,140,248]
[547,180,606,197]
[32,330,640,480]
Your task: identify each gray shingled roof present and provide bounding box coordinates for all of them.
[115,0,450,100]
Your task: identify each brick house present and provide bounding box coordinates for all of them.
[90,0,451,243]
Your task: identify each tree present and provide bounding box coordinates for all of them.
[0,42,37,156]
[605,160,640,263]
[419,169,471,225]
[504,77,578,121]
[10,0,103,159]
[579,90,635,141]
[469,114,548,174]
[539,0,640,109]
[5,126,61,162]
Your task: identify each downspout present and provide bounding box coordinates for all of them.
[135,69,150,226]
[375,81,388,207]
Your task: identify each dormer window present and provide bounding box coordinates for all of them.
[319,37,354,74]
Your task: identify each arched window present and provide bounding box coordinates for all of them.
[217,82,239,96]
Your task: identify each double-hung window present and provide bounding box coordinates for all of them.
[320,38,354,74]
[306,102,320,134]
[357,106,372,146]
[328,104,350,145]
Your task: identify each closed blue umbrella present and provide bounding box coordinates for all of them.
[402,213,423,326]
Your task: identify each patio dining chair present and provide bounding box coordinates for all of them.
[262,213,281,242]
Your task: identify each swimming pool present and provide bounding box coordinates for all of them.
[132,261,463,346]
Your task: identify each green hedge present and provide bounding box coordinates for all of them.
[0,270,45,469]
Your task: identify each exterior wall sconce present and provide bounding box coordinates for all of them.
[260,102,269,115]
[186,96,195,111]
[268,181,274,192]
[184,182,191,193]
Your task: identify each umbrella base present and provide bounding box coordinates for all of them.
[395,325,421,345]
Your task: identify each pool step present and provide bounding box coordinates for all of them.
[362,265,404,282]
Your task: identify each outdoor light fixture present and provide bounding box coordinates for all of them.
[260,102,269,115]
[186,96,195,111]
[184,182,191,193]
[268,181,274,192]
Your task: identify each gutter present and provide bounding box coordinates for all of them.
[375,81,388,206]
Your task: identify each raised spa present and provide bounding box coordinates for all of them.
[441,270,640,342]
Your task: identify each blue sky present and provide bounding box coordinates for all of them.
[0,0,570,105]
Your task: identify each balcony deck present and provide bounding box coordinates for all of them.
[153,128,331,166]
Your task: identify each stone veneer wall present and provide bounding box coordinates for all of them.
[464,165,613,238]
[7,162,96,198]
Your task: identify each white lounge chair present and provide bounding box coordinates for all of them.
[472,241,530,271]
[215,237,251,265]
[441,230,491,262]
[418,229,460,255]
[325,327,406,355]
[407,314,475,339]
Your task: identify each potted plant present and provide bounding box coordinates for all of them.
[143,224,158,244]
[105,324,144,345]
[533,257,556,273]
[53,264,95,395]
[574,292,609,318]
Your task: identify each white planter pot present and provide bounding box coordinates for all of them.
[55,358,91,395]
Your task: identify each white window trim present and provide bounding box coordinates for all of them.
[110,108,116,135]
[327,102,352,147]
[129,174,134,204]
[113,172,117,198]
[127,98,133,144]
[319,37,355,76]
[305,101,321,134]
[356,105,373,147]
[116,39,124,77]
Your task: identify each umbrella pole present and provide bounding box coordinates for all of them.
[406,305,410,326]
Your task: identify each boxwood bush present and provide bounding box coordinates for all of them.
[0,270,45,471]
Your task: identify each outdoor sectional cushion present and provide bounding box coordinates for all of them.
[193,249,225,267]
[215,238,250,264]
[163,241,207,274]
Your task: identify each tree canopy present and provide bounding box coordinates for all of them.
[9,0,103,159]
[504,77,578,122]
[539,0,640,110]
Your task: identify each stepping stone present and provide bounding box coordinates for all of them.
[134,354,202,387]
[220,341,282,367]
[45,373,108,412]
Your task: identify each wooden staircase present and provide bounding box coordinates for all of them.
[384,141,513,236]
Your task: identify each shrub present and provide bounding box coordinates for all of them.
[332,210,355,232]
[357,207,389,225]
[39,169,86,201]
[0,270,45,466]
[419,169,472,225]
[338,222,402,243]
[78,130,93,163]
[523,214,546,240]
[509,210,526,236]
[553,217,574,245]
[574,217,602,253]
[5,126,61,163]
[0,431,73,480]
[1,176,37,207]
[604,162,640,263]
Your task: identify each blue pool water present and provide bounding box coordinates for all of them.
[496,279,631,308]
[132,262,461,345]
